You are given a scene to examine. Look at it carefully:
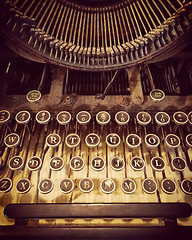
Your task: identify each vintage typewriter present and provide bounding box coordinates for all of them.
[0,0,192,239]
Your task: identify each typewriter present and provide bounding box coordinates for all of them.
[0,0,192,239]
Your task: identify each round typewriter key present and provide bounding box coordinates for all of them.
[145,134,160,148]
[36,110,51,125]
[136,111,151,125]
[91,156,105,171]
[85,133,100,148]
[17,178,31,193]
[56,111,71,125]
[46,133,61,148]
[96,111,111,125]
[79,178,94,193]
[0,178,12,192]
[150,157,165,171]
[126,134,141,148]
[26,90,41,103]
[60,178,74,193]
[27,156,42,171]
[186,134,192,148]
[0,110,10,124]
[173,111,188,125]
[161,179,176,194]
[110,156,125,171]
[155,112,170,126]
[181,179,192,195]
[39,179,53,194]
[171,157,186,171]
[142,178,157,194]
[15,111,31,124]
[65,133,80,148]
[115,111,130,125]
[50,156,64,171]
[165,134,180,149]
[4,133,20,148]
[106,133,121,148]
[9,156,24,170]
[101,178,115,194]
[150,89,165,101]
[76,111,91,125]
[121,178,136,194]
[130,156,145,171]
[188,111,192,125]
[70,156,84,171]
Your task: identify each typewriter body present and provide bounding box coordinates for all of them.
[0,0,192,239]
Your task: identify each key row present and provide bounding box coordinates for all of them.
[0,110,192,126]
[0,177,192,195]
[4,132,192,149]
[7,155,189,172]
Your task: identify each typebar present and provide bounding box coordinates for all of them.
[4,203,191,219]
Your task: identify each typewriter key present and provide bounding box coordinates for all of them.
[171,157,186,171]
[165,134,180,149]
[15,111,31,125]
[26,90,41,103]
[76,111,91,125]
[101,178,115,194]
[136,111,151,126]
[188,111,192,125]
[50,156,64,171]
[27,156,42,171]
[46,133,61,148]
[65,133,80,148]
[142,178,157,194]
[4,133,20,148]
[115,111,130,125]
[155,112,170,126]
[9,156,24,170]
[85,133,100,148]
[36,110,51,125]
[79,178,94,193]
[106,133,121,148]
[186,134,192,148]
[110,156,125,171]
[150,157,165,171]
[0,110,10,124]
[161,179,176,194]
[0,178,12,193]
[96,111,111,125]
[181,179,192,195]
[60,178,74,193]
[150,89,165,102]
[145,134,160,148]
[16,178,31,193]
[173,111,188,125]
[130,156,145,171]
[91,156,105,171]
[38,179,53,194]
[70,156,84,171]
[121,178,136,194]
[126,134,141,149]
[56,111,71,125]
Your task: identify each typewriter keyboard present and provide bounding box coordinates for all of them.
[0,109,192,226]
